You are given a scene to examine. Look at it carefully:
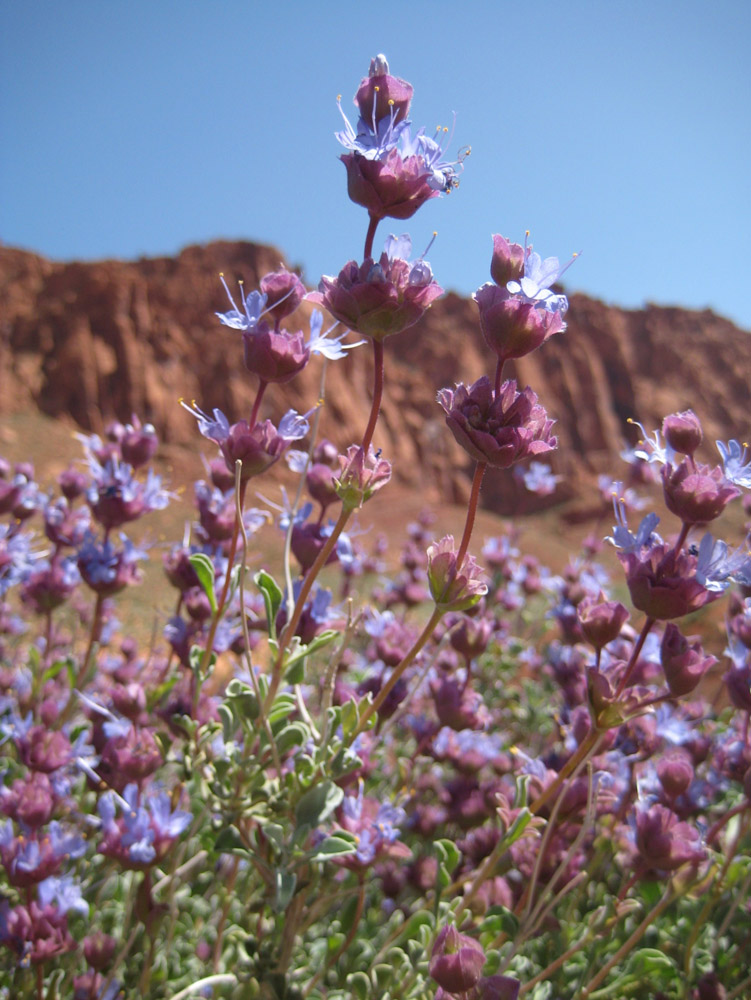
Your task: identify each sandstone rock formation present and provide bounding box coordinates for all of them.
[2,240,749,515]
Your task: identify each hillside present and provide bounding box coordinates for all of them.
[2,240,748,516]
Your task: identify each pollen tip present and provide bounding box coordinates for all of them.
[388,98,394,105]
[525,229,530,237]
[374,85,380,91]
[219,271,224,277]
[337,94,342,101]
[178,396,184,404]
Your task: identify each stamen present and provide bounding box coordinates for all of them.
[418,231,438,260]
[219,274,242,315]
[556,250,582,281]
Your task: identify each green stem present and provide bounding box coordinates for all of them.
[530,727,603,817]
[303,875,366,997]
[233,462,282,774]
[59,592,104,725]
[578,888,676,998]
[267,506,353,708]
[351,606,444,740]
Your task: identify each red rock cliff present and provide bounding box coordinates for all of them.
[2,241,749,514]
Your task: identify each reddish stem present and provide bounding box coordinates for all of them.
[614,616,656,697]
[494,358,505,396]
[249,380,268,430]
[352,606,444,739]
[673,521,691,555]
[455,462,486,570]
[364,213,380,259]
[706,800,749,845]
[360,339,384,455]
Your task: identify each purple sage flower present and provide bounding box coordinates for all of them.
[314,233,443,341]
[438,376,557,469]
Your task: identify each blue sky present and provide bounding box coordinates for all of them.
[2,0,750,329]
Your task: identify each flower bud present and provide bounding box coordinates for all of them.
[429,925,486,994]
[259,268,306,324]
[587,667,626,729]
[334,446,391,510]
[313,438,339,467]
[578,595,630,650]
[724,663,751,712]
[355,55,413,126]
[185,585,213,621]
[427,536,488,612]
[306,463,339,510]
[661,623,716,696]
[220,420,286,481]
[449,616,493,661]
[121,419,158,467]
[83,931,117,971]
[431,676,487,730]
[662,410,703,456]
[657,752,694,799]
[291,522,338,573]
[1,772,56,828]
[243,326,310,384]
[58,465,88,500]
[695,972,727,1000]
[474,975,521,1000]
[634,803,705,873]
[489,234,525,287]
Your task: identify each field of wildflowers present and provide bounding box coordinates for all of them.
[2,55,751,1000]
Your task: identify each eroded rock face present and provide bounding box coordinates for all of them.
[2,240,749,514]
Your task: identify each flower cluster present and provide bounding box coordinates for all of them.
[336,54,467,221]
